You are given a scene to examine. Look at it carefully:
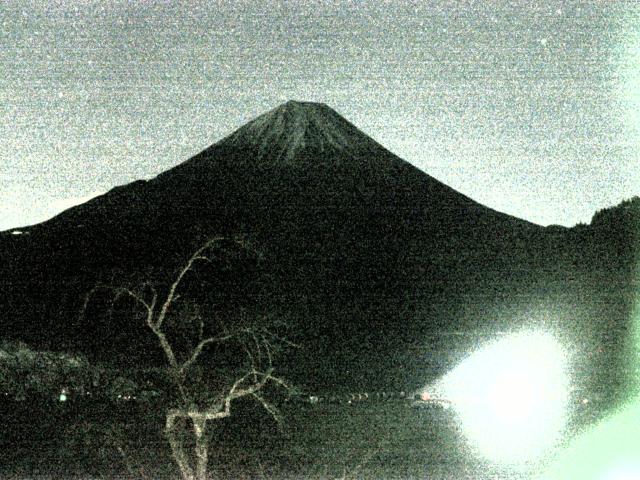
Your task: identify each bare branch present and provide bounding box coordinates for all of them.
[226,369,260,405]
[82,283,153,315]
[114,287,152,312]
[149,326,180,371]
[178,333,236,375]
[197,312,204,342]
[79,283,115,322]
[260,333,274,367]
[246,330,264,367]
[251,392,284,428]
[243,369,283,398]
[155,236,227,330]
[261,372,290,391]
[190,255,214,264]
[218,319,230,336]
[265,330,301,349]
[147,284,158,319]
[241,340,258,383]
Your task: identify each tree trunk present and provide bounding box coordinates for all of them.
[193,415,209,480]
[166,412,195,480]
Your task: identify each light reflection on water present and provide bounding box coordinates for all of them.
[424,331,571,464]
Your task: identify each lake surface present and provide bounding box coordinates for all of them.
[0,397,585,479]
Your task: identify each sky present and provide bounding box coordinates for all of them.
[1,0,639,230]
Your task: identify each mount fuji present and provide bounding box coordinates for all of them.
[1,101,636,393]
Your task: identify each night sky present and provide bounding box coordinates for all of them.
[1,0,639,230]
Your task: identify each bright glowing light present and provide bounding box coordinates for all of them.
[541,398,640,480]
[433,331,569,463]
[601,461,640,480]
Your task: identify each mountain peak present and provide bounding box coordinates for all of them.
[280,99,329,110]
[216,100,384,164]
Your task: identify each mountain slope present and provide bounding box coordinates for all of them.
[1,102,636,394]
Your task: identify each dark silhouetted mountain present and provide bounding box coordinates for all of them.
[1,102,637,396]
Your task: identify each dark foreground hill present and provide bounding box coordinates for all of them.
[1,101,638,397]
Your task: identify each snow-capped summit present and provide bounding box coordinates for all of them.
[214,100,390,165]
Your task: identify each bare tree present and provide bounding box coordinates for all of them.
[82,237,292,480]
